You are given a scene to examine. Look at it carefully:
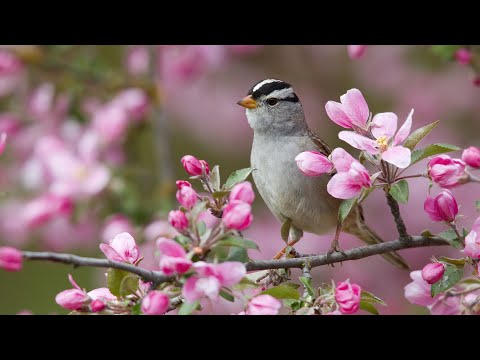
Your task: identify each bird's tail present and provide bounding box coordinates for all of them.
[343,206,410,270]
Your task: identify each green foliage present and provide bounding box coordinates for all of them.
[389,180,409,204]
[403,120,439,150]
[338,197,358,224]
[410,143,460,165]
[107,268,138,298]
[223,167,255,190]
[260,284,300,300]
[214,236,259,250]
[431,264,464,297]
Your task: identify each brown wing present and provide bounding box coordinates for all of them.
[307,128,332,156]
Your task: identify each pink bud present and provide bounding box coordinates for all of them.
[176,180,192,189]
[462,146,480,169]
[347,45,368,59]
[424,189,459,223]
[229,181,255,204]
[0,132,6,155]
[200,160,210,174]
[0,246,23,272]
[181,155,203,176]
[295,151,334,176]
[335,281,361,314]
[246,295,282,315]
[141,290,170,315]
[455,48,472,65]
[168,210,189,231]
[222,200,253,231]
[421,263,445,284]
[55,289,89,310]
[176,185,198,209]
[101,214,135,243]
[464,218,480,259]
[156,237,192,275]
[90,299,105,312]
[428,155,467,188]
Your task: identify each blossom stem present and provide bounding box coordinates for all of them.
[395,174,426,181]
[385,190,411,241]
[449,223,465,246]
[445,285,480,297]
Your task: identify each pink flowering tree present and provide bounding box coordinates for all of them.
[2,45,480,315]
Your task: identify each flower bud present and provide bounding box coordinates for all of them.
[335,281,361,314]
[455,48,472,65]
[141,290,170,315]
[0,246,22,272]
[222,201,253,231]
[176,185,198,209]
[168,210,188,231]
[424,190,458,223]
[421,263,445,284]
[347,45,368,59]
[229,181,255,204]
[181,155,209,176]
[176,180,192,189]
[462,146,480,169]
[90,299,105,313]
[428,155,467,188]
[295,151,334,177]
[55,289,89,310]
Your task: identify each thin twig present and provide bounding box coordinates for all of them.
[385,191,411,241]
[450,223,466,247]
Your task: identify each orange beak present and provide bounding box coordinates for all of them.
[237,95,257,109]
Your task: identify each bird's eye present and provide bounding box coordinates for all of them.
[267,98,278,106]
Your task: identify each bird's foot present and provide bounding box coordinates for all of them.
[326,238,346,267]
[273,239,300,260]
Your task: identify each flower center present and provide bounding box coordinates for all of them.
[74,166,88,180]
[376,135,389,152]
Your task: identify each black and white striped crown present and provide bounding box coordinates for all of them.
[247,79,299,102]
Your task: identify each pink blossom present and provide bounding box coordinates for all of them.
[421,263,445,284]
[182,261,246,303]
[176,185,198,209]
[428,155,467,188]
[90,300,105,312]
[0,246,23,272]
[327,148,371,199]
[347,45,368,59]
[99,232,139,264]
[0,113,22,136]
[229,181,255,204]
[222,200,253,231]
[325,88,370,129]
[125,46,150,76]
[55,289,89,310]
[87,287,116,302]
[424,189,458,223]
[156,237,192,275]
[295,151,334,176]
[404,270,437,307]
[0,132,6,155]
[168,210,189,232]
[27,83,70,124]
[462,146,480,169]
[141,290,170,315]
[429,296,461,315]
[22,193,73,228]
[181,155,209,176]
[101,214,135,243]
[455,48,472,65]
[144,219,177,242]
[17,310,33,315]
[335,280,361,314]
[0,50,23,97]
[339,109,414,168]
[246,295,282,315]
[464,217,480,259]
[92,102,130,144]
[176,180,192,189]
[112,88,149,120]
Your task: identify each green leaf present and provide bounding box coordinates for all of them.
[234,277,259,290]
[174,235,191,247]
[119,274,139,297]
[226,247,249,263]
[403,120,440,150]
[212,190,230,199]
[439,257,466,266]
[438,229,463,249]
[178,301,199,315]
[215,236,259,250]
[283,281,301,290]
[131,302,142,315]
[224,167,255,190]
[260,284,300,300]
[197,221,207,237]
[361,290,386,306]
[431,263,464,297]
[421,229,435,238]
[284,299,303,311]
[299,276,315,297]
[210,165,221,191]
[219,290,235,302]
[338,197,358,224]
[281,218,292,243]
[360,300,379,315]
[476,200,480,212]
[107,268,131,298]
[389,180,409,204]
[430,45,461,61]
[410,143,460,166]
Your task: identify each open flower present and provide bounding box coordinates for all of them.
[99,232,139,264]
[55,274,90,311]
[464,217,480,259]
[339,109,414,168]
[325,88,370,130]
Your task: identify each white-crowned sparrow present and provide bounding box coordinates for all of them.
[237,79,408,269]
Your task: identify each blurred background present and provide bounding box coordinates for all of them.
[0,45,479,314]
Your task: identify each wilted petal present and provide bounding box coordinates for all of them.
[327,172,363,199]
[325,101,353,129]
[381,146,411,168]
[215,261,246,286]
[331,148,356,172]
[340,89,369,128]
[394,109,413,145]
[371,112,398,139]
[338,131,378,154]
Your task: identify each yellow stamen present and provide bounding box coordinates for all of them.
[376,135,389,152]
[74,166,88,180]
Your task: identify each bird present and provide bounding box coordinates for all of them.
[237,78,409,270]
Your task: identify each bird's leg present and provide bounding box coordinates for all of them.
[273,226,303,260]
[328,223,345,255]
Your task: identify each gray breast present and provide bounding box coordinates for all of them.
[251,134,341,235]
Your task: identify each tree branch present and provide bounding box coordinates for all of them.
[22,236,448,284]
[385,191,411,241]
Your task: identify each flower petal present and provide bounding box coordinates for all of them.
[424,196,443,222]
[331,148,356,172]
[371,112,397,139]
[340,89,369,127]
[68,274,82,290]
[327,172,363,199]
[325,101,353,129]
[156,237,186,258]
[394,109,413,145]
[381,146,411,168]
[295,151,333,176]
[99,243,125,262]
[215,262,246,286]
[338,131,378,154]
[109,232,139,263]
